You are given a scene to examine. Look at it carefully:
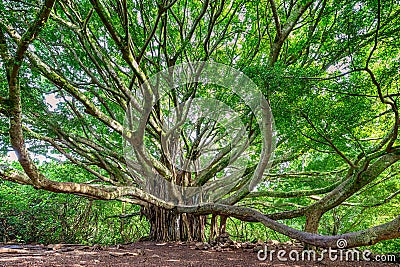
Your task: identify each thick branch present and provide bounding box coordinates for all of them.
[176,204,400,248]
[11,0,56,78]
[247,180,341,198]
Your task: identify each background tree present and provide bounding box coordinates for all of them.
[0,0,399,247]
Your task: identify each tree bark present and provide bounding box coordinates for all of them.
[209,214,218,240]
[304,210,322,234]
[142,204,206,241]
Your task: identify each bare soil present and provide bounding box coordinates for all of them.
[0,242,398,267]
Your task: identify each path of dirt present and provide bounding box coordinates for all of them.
[0,242,398,266]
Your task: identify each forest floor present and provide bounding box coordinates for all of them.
[0,241,399,267]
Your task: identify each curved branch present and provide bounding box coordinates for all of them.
[247,180,342,199]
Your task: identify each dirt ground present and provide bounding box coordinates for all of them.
[0,241,398,267]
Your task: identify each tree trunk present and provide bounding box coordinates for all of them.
[219,215,227,235]
[142,205,206,241]
[209,214,218,240]
[304,210,322,234]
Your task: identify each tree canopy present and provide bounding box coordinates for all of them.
[0,0,399,248]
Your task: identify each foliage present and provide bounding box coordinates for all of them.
[0,161,148,245]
